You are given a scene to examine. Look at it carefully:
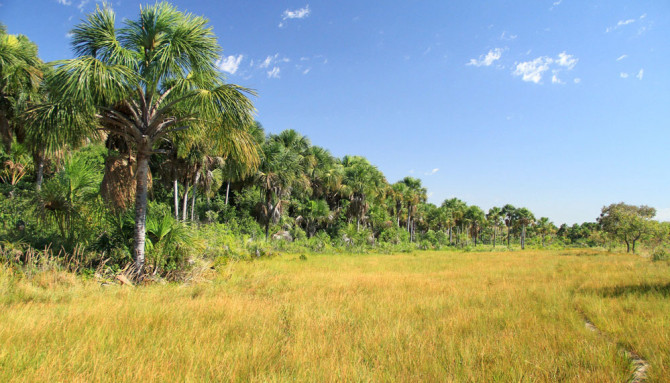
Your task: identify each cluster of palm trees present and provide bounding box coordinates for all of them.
[0,3,563,277]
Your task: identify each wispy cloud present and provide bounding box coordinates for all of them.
[279,5,310,28]
[77,0,88,12]
[499,31,517,41]
[636,69,644,80]
[616,54,628,61]
[573,78,581,84]
[57,0,72,5]
[513,51,578,84]
[467,48,503,67]
[606,14,646,33]
[267,67,280,79]
[620,72,629,78]
[216,54,244,75]
[424,168,439,176]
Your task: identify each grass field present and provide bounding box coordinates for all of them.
[1,249,669,382]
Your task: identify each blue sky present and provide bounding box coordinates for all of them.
[2,0,669,225]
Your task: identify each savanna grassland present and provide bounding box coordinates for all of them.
[1,249,669,382]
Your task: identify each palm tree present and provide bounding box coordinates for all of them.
[50,3,259,275]
[256,140,302,240]
[515,207,535,250]
[501,204,517,247]
[24,72,97,190]
[341,155,385,232]
[0,25,42,152]
[487,207,502,248]
[464,205,485,246]
[400,177,427,241]
[535,217,555,247]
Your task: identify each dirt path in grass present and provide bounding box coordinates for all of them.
[579,311,649,383]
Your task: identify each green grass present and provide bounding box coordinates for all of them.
[1,249,669,382]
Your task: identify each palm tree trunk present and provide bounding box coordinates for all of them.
[173,178,179,220]
[507,226,511,247]
[182,180,189,221]
[133,151,150,276]
[191,172,200,221]
[493,226,497,248]
[521,225,526,250]
[0,110,11,153]
[34,152,45,191]
[225,180,230,205]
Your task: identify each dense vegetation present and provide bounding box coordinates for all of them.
[1,4,668,281]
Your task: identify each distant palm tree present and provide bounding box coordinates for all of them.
[515,207,535,250]
[487,206,502,248]
[256,140,302,240]
[501,204,517,247]
[49,3,259,274]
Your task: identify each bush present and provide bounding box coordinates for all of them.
[652,249,669,262]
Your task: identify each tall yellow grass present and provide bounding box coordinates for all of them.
[1,249,668,382]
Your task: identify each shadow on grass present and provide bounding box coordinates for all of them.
[584,283,670,298]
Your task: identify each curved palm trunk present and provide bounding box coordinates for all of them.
[182,180,189,221]
[225,181,230,205]
[133,151,150,276]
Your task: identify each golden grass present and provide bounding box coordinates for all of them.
[1,250,669,382]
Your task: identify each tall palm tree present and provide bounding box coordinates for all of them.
[256,140,302,240]
[501,204,517,248]
[341,155,385,232]
[400,177,426,241]
[464,205,485,246]
[51,3,259,274]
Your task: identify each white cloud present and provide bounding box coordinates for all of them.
[302,68,311,75]
[279,5,310,27]
[467,48,503,67]
[424,168,439,176]
[573,78,581,84]
[267,67,280,79]
[556,52,578,69]
[513,52,578,84]
[513,56,552,83]
[57,0,72,5]
[65,32,74,38]
[216,54,244,75]
[553,0,562,5]
[616,54,628,61]
[620,72,629,78]
[636,69,644,80]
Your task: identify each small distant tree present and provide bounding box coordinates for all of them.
[597,202,656,253]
